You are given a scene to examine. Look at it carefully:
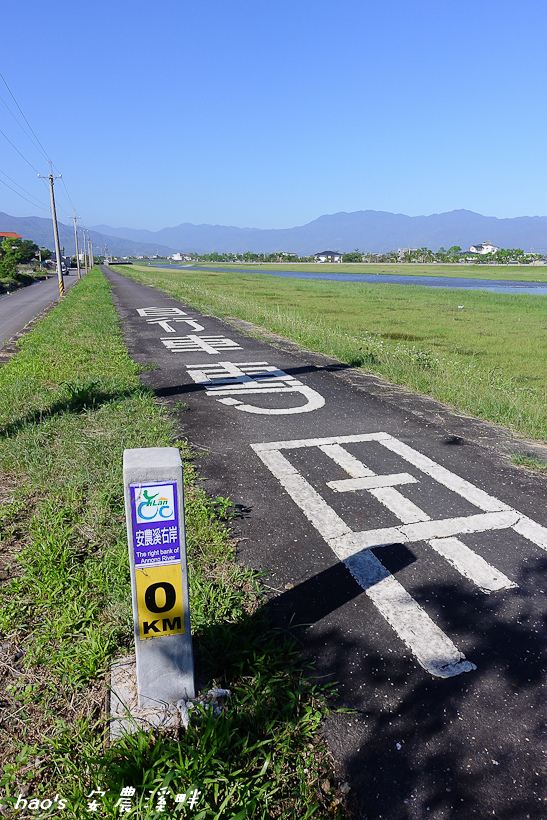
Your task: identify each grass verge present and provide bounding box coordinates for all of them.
[116,264,547,444]
[510,454,547,473]
[0,268,347,818]
[185,261,547,283]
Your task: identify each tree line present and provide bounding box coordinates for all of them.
[0,238,51,282]
[343,246,543,264]
[172,247,544,264]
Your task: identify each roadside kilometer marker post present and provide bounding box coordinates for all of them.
[123,447,195,708]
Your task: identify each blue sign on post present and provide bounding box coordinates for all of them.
[129,481,181,567]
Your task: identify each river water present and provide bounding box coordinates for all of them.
[151,265,547,295]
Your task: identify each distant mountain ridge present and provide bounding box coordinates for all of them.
[3,209,547,256]
[0,212,177,257]
[91,209,547,255]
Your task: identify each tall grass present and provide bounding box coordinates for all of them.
[119,265,547,442]
[190,260,547,283]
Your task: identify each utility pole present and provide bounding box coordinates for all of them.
[82,229,88,273]
[39,168,64,297]
[73,215,81,279]
[89,238,94,269]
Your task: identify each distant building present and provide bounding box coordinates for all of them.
[313,250,343,263]
[171,253,193,262]
[397,248,418,260]
[470,240,498,254]
[0,231,22,243]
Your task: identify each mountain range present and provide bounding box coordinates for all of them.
[2,209,547,256]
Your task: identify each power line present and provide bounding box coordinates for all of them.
[0,175,49,210]
[0,168,49,210]
[0,92,47,164]
[0,72,84,228]
[0,72,51,163]
[0,125,42,175]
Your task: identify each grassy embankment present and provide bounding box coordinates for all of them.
[0,268,347,819]
[187,261,547,283]
[118,264,547,446]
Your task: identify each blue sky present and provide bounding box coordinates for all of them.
[2,0,546,231]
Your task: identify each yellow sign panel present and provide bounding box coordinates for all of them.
[135,564,185,640]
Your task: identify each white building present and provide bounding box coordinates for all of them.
[313,250,343,263]
[470,240,498,255]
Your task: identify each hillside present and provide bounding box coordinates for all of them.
[3,209,547,256]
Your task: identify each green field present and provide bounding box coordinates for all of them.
[119,264,547,443]
[186,260,547,283]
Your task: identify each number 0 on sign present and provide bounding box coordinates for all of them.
[135,564,185,639]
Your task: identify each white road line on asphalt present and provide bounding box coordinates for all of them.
[402,510,520,541]
[252,433,547,677]
[204,381,295,392]
[512,516,547,550]
[318,443,376,476]
[380,436,511,513]
[426,537,516,593]
[181,320,205,331]
[160,335,241,354]
[218,387,326,415]
[346,556,476,679]
[368,486,431,524]
[330,512,521,558]
[253,445,475,678]
[327,474,418,491]
[146,318,205,332]
[253,433,389,451]
[136,307,188,317]
[186,362,326,414]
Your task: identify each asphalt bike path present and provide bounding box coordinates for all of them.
[104,266,547,820]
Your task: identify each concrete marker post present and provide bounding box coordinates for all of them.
[122,447,195,709]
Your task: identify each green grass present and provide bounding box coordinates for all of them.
[510,454,547,472]
[117,264,547,443]
[186,260,547,283]
[0,269,347,819]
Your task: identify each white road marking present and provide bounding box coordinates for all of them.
[161,335,241,354]
[512,516,547,550]
[252,433,547,677]
[349,558,476,679]
[253,445,474,678]
[319,443,376,476]
[327,474,417,491]
[180,320,205,332]
[147,318,205,332]
[426,537,516,593]
[186,361,325,414]
[380,436,511,513]
[369,487,431,524]
[137,307,188,317]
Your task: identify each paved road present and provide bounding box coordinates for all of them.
[0,273,78,345]
[104,266,547,820]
